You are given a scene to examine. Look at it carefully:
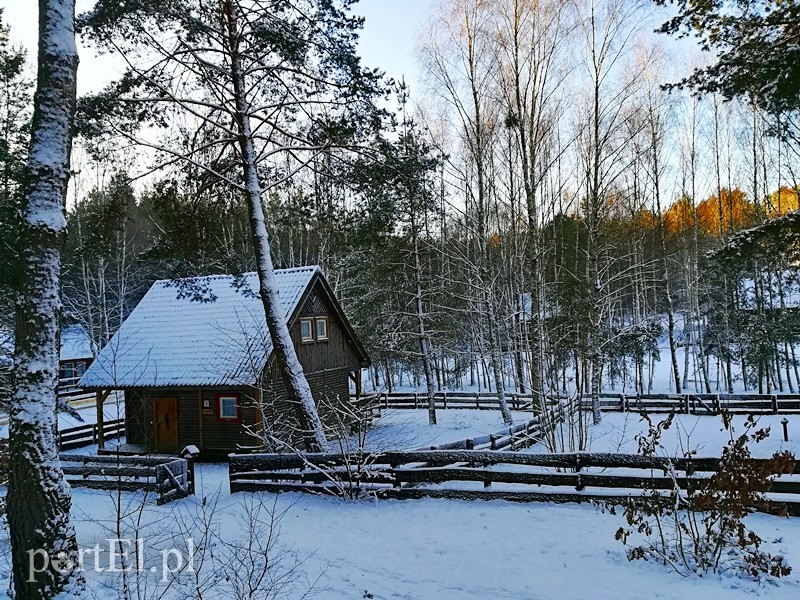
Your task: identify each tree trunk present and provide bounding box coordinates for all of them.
[9,1,83,597]
[223,1,326,451]
[411,208,437,425]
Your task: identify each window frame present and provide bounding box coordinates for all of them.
[216,393,241,423]
[59,361,74,381]
[315,316,329,341]
[300,318,314,343]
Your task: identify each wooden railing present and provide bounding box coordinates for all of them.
[428,398,573,452]
[57,418,125,450]
[360,391,800,415]
[228,449,800,515]
[59,454,193,505]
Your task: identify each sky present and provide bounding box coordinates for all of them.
[0,0,433,95]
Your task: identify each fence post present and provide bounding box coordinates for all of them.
[509,427,515,451]
[91,424,97,445]
[490,434,497,450]
[187,457,195,496]
[512,394,518,410]
[620,393,627,412]
[475,392,480,409]
[772,394,779,414]
[414,392,418,409]
[684,394,690,414]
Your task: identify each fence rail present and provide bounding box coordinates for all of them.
[360,391,800,415]
[59,454,193,505]
[57,418,125,450]
[228,449,800,515]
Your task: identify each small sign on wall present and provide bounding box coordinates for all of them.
[202,398,214,416]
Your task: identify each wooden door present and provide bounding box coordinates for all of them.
[154,397,178,452]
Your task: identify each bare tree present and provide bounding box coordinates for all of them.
[574,0,646,423]
[423,0,514,423]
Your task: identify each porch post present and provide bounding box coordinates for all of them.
[96,390,105,450]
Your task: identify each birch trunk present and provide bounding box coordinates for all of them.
[8,1,83,597]
[222,1,326,452]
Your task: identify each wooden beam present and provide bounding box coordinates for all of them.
[95,390,108,450]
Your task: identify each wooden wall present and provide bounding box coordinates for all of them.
[124,387,260,455]
[290,279,363,373]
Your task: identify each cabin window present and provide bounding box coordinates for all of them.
[75,361,86,376]
[315,317,329,341]
[300,318,314,342]
[59,362,74,380]
[218,394,239,421]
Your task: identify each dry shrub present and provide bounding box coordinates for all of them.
[614,412,794,579]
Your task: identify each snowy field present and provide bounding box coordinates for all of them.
[351,408,534,450]
[1,409,799,598]
[561,412,800,458]
[4,407,800,597]
[0,469,797,599]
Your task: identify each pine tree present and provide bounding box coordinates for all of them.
[79,0,384,450]
[655,1,800,114]
[8,0,83,597]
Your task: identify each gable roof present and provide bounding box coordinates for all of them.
[1,324,93,366]
[61,325,94,361]
[80,266,325,389]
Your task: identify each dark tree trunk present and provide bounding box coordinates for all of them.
[9,1,83,597]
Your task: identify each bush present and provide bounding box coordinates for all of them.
[613,412,794,578]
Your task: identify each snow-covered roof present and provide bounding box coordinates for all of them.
[79,266,319,389]
[61,325,93,361]
[0,324,92,364]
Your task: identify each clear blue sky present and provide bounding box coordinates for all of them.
[1,0,432,95]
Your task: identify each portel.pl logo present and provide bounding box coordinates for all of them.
[28,538,197,582]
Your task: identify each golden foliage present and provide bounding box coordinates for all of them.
[767,186,799,217]
[696,188,755,235]
[664,197,695,235]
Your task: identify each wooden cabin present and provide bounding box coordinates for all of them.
[79,266,369,457]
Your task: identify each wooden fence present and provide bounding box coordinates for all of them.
[228,449,800,515]
[57,418,125,450]
[363,391,800,415]
[428,398,573,452]
[60,454,193,505]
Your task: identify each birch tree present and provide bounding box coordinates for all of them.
[8,0,83,597]
[80,0,383,450]
[491,0,574,407]
[423,0,514,423]
[574,0,645,423]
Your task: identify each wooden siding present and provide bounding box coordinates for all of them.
[125,387,259,455]
[291,279,362,372]
[260,367,353,446]
[124,390,145,445]
[200,388,260,453]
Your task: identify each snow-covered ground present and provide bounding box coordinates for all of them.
[347,408,534,451]
[5,400,800,597]
[575,412,800,458]
[0,474,794,599]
